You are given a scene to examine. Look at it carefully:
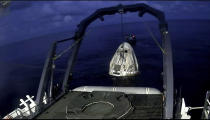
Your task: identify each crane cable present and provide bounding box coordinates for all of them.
[120,10,124,41]
[118,8,126,66]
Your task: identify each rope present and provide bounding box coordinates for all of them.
[117,103,133,119]
[142,21,166,54]
[53,38,82,60]
[119,9,126,66]
[53,29,92,60]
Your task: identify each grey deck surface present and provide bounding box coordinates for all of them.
[127,94,163,119]
[36,91,163,119]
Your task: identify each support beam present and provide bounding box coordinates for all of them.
[161,26,174,119]
[74,3,166,39]
[35,42,57,108]
[62,39,82,93]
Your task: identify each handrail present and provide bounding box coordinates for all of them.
[6,94,56,119]
[35,37,76,110]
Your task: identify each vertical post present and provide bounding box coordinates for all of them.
[161,25,174,119]
[48,60,55,102]
[35,42,57,109]
[62,39,82,93]
[201,91,210,119]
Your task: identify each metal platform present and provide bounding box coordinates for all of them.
[35,91,163,119]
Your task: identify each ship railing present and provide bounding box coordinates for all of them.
[4,35,80,118]
[4,96,50,119]
[35,36,82,115]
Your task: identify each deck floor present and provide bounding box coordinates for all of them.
[36,91,163,119]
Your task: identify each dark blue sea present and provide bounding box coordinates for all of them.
[0,20,210,118]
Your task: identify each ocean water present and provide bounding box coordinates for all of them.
[0,20,210,118]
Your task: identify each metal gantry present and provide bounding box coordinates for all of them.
[35,3,174,119]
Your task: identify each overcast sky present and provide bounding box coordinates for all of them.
[0,1,210,46]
